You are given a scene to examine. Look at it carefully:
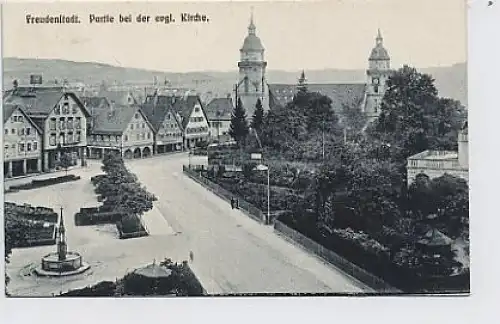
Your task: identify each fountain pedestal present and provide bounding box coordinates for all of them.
[34,207,91,277]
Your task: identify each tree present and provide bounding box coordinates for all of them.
[370,65,466,160]
[250,98,264,132]
[59,152,73,175]
[229,98,249,146]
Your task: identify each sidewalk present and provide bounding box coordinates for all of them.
[142,205,175,236]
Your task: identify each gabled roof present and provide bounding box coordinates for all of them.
[91,105,153,135]
[80,96,111,110]
[141,100,183,133]
[4,90,91,118]
[98,90,138,106]
[2,103,43,134]
[205,98,233,120]
[268,83,367,112]
[171,95,208,129]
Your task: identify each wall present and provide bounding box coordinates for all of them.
[122,110,155,148]
[156,111,183,145]
[45,94,87,150]
[185,103,209,139]
[4,109,42,161]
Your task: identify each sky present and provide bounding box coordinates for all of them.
[2,0,467,72]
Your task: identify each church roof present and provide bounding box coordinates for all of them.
[370,46,390,61]
[240,13,264,51]
[268,83,367,112]
[241,34,264,51]
[369,29,390,61]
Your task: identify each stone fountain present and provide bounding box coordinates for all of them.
[34,207,91,277]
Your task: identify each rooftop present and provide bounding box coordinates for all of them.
[408,150,458,161]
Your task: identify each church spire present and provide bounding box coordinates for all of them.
[376,28,383,46]
[248,8,256,35]
[298,70,307,92]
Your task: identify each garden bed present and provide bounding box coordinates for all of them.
[5,202,59,248]
[116,215,149,239]
[277,213,469,293]
[9,175,81,191]
[74,207,125,226]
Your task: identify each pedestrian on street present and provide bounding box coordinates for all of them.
[231,197,235,209]
[236,199,239,209]
[189,251,194,262]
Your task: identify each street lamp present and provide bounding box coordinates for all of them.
[254,164,270,225]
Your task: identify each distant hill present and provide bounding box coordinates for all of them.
[3,58,467,106]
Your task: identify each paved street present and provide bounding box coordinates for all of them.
[6,153,369,295]
[126,153,369,294]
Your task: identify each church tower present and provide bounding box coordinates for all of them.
[236,11,268,118]
[365,29,392,121]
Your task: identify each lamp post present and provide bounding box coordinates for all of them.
[249,128,270,224]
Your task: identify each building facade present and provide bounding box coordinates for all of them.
[141,94,184,154]
[407,123,469,185]
[205,97,233,142]
[4,89,90,172]
[88,105,155,159]
[3,104,43,177]
[173,95,210,149]
[236,13,269,118]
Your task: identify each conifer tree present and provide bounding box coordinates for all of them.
[229,98,249,146]
[250,98,264,132]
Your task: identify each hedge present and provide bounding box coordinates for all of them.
[10,175,81,191]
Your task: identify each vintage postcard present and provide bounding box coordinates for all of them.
[2,0,469,297]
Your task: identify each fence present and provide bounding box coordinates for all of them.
[274,220,400,293]
[183,165,264,223]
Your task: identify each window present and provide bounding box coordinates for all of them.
[50,134,56,146]
[76,132,81,143]
[19,143,25,152]
[55,105,61,115]
[11,129,15,134]
[4,145,9,152]
[131,124,134,130]
[27,143,32,151]
[166,114,171,120]
[135,113,140,119]
[59,133,65,145]
[99,135,104,141]
[68,132,74,143]
[20,128,25,135]
[76,117,82,129]
[63,102,70,114]
[116,136,120,142]
[92,135,96,142]
[11,144,16,149]
[67,117,74,129]
[49,118,57,130]
[147,133,151,139]
[4,129,8,135]
[142,123,145,129]
[124,135,128,142]
[195,107,200,113]
[72,105,78,114]
[18,116,24,123]
[59,118,66,130]
[33,142,38,151]
[26,128,31,135]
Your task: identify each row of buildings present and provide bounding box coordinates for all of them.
[2,84,220,178]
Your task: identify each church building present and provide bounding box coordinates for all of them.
[235,12,269,119]
[234,12,394,122]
